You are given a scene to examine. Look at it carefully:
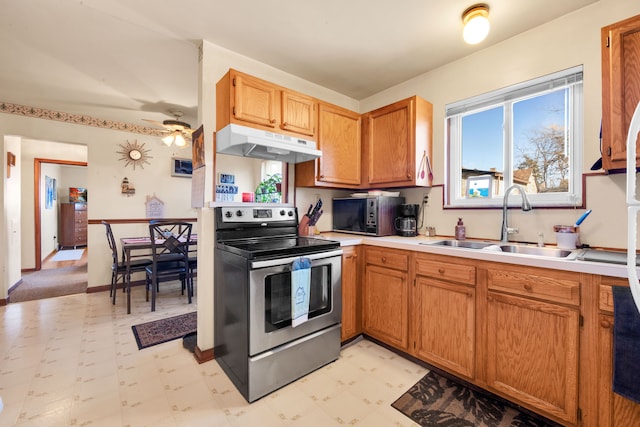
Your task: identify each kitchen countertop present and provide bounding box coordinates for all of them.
[318,232,636,279]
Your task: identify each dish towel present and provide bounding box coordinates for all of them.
[612,285,640,404]
[291,257,311,327]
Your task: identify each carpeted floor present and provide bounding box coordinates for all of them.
[131,311,197,350]
[392,370,561,427]
[9,265,88,302]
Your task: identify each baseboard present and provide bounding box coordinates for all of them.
[8,279,23,295]
[0,297,7,306]
[194,345,215,364]
[87,284,110,293]
[88,279,148,294]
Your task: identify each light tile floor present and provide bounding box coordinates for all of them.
[1,283,425,426]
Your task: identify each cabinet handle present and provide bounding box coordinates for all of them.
[381,257,387,263]
[438,268,445,274]
[283,122,288,127]
[524,284,533,291]
[407,173,412,179]
[600,319,612,329]
[270,119,276,124]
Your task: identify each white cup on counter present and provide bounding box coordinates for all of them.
[554,225,580,249]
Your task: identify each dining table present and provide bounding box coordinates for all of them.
[120,234,197,314]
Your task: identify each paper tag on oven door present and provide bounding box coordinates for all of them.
[291,257,311,327]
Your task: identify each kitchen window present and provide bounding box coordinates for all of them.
[445,66,583,208]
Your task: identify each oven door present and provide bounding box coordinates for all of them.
[248,249,342,356]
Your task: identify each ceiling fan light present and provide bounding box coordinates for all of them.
[463,4,490,45]
[162,135,174,146]
[174,134,187,147]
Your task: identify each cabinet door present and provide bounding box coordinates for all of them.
[602,14,640,171]
[365,97,414,186]
[413,276,475,379]
[598,313,640,426]
[232,72,278,128]
[363,264,409,350]
[281,90,315,137]
[341,246,359,341]
[363,96,432,188]
[486,291,579,424]
[296,102,361,188]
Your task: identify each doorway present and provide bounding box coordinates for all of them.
[33,158,87,271]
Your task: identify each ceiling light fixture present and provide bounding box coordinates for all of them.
[462,4,490,45]
[162,132,187,147]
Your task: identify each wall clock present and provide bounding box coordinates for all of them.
[117,140,152,170]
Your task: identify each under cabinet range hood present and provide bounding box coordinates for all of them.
[216,123,321,163]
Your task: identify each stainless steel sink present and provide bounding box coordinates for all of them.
[498,245,573,258]
[422,239,574,258]
[423,240,494,249]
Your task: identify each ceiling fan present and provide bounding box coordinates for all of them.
[143,111,194,147]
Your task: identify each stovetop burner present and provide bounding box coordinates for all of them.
[218,236,340,259]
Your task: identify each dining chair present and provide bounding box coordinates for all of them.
[102,221,152,305]
[150,220,197,297]
[146,221,193,311]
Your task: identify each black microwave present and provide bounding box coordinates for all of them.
[332,196,405,236]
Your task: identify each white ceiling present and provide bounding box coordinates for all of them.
[0,0,597,126]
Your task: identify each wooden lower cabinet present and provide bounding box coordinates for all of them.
[412,254,476,379]
[485,291,579,424]
[353,246,640,426]
[362,247,410,351]
[340,246,360,342]
[413,276,475,379]
[597,283,640,426]
[484,265,580,425]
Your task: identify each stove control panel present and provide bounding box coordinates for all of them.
[218,206,296,223]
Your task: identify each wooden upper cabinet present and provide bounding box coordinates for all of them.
[295,102,362,188]
[281,90,315,137]
[216,69,317,140]
[363,95,432,188]
[601,14,640,171]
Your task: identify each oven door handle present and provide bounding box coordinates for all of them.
[250,249,343,269]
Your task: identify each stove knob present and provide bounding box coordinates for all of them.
[236,210,243,217]
[287,210,294,217]
[279,209,286,216]
[224,210,232,218]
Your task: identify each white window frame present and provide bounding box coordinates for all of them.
[445,66,583,208]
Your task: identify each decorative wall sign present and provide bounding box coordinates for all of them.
[145,194,165,218]
[121,177,135,196]
[117,140,152,170]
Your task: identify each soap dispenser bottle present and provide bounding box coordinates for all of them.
[455,218,466,240]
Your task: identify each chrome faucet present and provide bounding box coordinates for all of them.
[501,184,532,242]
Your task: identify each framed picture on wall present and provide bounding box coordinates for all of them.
[171,157,193,177]
[70,187,87,203]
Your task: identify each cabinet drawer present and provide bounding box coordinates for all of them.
[487,268,580,306]
[365,248,408,271]
[415,255,475,286]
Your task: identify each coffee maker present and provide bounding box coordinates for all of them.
[395,204,419,237]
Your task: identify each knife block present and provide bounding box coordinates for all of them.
[298,215,310,236]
